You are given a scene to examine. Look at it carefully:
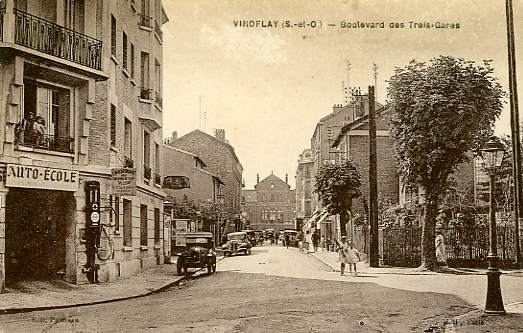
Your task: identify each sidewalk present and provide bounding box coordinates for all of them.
[0,258,185,314]
[308,248,523,332]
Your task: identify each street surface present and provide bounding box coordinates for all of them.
[0,244,521,332]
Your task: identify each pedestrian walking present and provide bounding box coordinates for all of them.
[284,234,290,248]
[338,236,360,276]
[311,230,320,252]
[435,232,448,267]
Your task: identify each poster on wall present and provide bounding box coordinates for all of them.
[111,168,136,196]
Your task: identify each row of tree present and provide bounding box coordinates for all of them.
[314,56,506,271]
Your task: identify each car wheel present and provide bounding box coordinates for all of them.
[246,249,251,255]
[225,251,232,257]
[212,263,216,272]
[207,264,212,275]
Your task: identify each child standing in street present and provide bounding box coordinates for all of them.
[339,236,360,276]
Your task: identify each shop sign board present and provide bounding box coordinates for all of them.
[111,168,136,196]
[5,164,78,191]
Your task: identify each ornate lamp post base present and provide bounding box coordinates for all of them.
[484,257,506,314]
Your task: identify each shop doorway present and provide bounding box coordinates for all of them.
[5,188,75,285]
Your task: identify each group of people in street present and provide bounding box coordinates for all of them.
[310,230,361,276]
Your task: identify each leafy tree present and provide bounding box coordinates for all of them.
[314,160,362,236]
[388,56,504,270]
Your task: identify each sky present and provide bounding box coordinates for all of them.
[160,0,523,189]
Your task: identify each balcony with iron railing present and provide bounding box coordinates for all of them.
[139,13,153,29]
[18,132,74,154]
[140,87,153,100]
[10,9,102,70]
[144,165,152,180]
[124,155,134,168]
[154,20,162,41]
[155,90,162,109]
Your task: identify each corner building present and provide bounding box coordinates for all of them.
[0,0,168,289]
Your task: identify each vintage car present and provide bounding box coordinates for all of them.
[241,230,257,247]
[283,229,299,247]
[222,231,252,256]
[175,232,217,276]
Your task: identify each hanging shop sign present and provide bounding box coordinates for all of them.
[111,168,136,196]
[5,164,79,191]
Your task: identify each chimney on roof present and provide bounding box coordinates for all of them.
[333,104,344,114]
[285,173,288,184]
[214,129,225,142]
[172,131,177,142]
[257,173,259,184]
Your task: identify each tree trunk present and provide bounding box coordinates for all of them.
[419,196,438,271]
[340,210,349,237]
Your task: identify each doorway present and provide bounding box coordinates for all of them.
[5,188,75,285]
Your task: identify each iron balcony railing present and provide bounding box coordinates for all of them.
[21,133,74,154]
[154,20,162,41]
[14,9,102,70]
[139,13,153,28]
[124,155,134,168]
[144,165,152,180]
[140,87,152,100]
[155,90,162,108]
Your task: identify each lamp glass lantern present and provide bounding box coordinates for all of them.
[481,137,505,171]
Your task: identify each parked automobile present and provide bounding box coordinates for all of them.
[242,230,256,247]
[283,229,299,247]
[222,231,252,256]
[175,232,216,276]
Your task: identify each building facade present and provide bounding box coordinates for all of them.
[167,129,243,233]
[243,173,296,232]
[0,0,168,289]
[295,149,314,231]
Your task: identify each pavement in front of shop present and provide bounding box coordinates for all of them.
[0,257,187,314]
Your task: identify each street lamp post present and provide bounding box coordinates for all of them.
[481,136,506,314]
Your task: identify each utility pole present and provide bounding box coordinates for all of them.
[368,85,379,267]
[506,0,522,266]
[373,63,378,102]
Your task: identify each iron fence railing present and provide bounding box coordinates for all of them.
[22,133,74,153]
[353,225,520,268]
[14,9,102,70]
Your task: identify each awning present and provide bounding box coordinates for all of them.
[316,211,330,226]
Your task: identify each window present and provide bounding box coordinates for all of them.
[140,52,150,99]
[270,210,276,221]
[122,31,128,70]
[154,59,161,94]
[130,43,135,78]
[154,208,160,245]
[262,194,267,202]
[124,118,132,161]
[111,15,116,56]
[64,0,85,33]
[143,130,151,180]
[278,210,284,220]
[22,80,73,153]
[110,195,120,231]
[123,199,132,246]
[140,204,148,246]
[110,104,116,147]
[270,193,275,202]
